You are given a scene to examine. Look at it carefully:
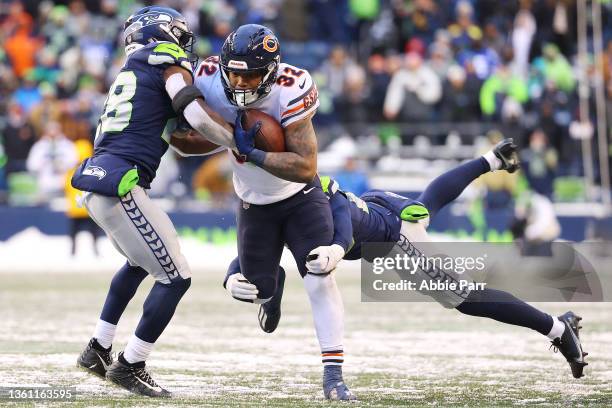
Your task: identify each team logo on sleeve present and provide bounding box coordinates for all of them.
[83,166,107,180]
[303,85,319,109]
[262,35,278,53]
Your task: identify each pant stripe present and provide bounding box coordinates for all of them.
[120,191,180,282]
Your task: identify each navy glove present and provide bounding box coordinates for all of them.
[234,111,265,165]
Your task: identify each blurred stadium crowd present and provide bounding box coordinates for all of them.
[0,0,611,211]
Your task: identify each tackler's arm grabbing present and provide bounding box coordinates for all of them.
[163,65,236,151]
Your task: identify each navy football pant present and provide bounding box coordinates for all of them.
[410,158,554,335]
[417,157,490,218]
[237,177,334,300]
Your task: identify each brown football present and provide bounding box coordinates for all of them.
[241,109,286,153]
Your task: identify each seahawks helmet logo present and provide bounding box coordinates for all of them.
[124,12,173,38]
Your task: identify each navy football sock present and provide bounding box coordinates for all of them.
[456,288,554,335]
[135,278,191,343]
[100,263,148,324]
[417,157,489,218]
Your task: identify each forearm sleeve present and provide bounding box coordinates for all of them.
[329,193,353,252]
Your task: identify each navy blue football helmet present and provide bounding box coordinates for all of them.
[220,24,280,106]
[123,6,195,61]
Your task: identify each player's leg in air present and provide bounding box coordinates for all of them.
[395,139,588,378]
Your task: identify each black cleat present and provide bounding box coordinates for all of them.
[105,353,171,398]
[551,311,588,378]
[493,138,520,173]
[77,338,113,379]
[258,266,286,333]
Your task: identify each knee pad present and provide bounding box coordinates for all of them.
[166,277,191,296]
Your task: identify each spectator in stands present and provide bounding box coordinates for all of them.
[511,190,561,256]
[65,138,100,256]
[480,47,528,120]
[3,6,41,78]
[439,64,481,121]
[319,46,359,99]
[456,26,499,81]
[29,82,62,137]
[3,102,36,176]
[383,52,442,122]
[531,43,576,93]
[447,0,481,52]
[335,65,368,125]
[0,136,6,203]
[512,0,537,78]
[12,71,42,113]
[483,21,505,57]
[26,121,78,200]
[333,157,369,197]
[364,54,390,122]
[520,129,559,198]
[428,40,454,80]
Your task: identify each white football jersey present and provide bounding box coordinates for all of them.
[194,56,320,205]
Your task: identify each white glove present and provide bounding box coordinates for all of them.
[226,273,259,302]
[306,244,345,274]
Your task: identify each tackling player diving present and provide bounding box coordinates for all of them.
[225,139,588,380]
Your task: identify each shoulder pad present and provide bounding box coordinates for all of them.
[146,42,192,73]
[278,66,319,127]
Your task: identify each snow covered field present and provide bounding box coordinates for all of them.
[0,231,611,406]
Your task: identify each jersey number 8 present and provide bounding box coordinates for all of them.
[95,71,137,139]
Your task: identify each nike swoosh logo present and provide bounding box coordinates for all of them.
[136,376,163,393]
[96,352,111,371]
[303,187,315,194]
[298,79,307,89]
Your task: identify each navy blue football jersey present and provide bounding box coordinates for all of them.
[321,177,429,260]
[93,42,193,188]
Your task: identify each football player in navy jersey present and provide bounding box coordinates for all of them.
[225,139,588,380]
[74,6,241,397]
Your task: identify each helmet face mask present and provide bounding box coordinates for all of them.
[124,6,197,65]
[220,24,280,107]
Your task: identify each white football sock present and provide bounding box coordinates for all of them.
[93,319,116,349]
[547,317,566,340]
[303,273,344,356]
[123,335,154,364]
[483,150,501,171]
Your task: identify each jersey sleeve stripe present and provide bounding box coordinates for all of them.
[280,103,305,118]
[287,83,314,107]
[280,100,318,126]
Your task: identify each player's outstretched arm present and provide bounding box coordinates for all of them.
[256,116,317,183]
[306,182,353,274]
[163,65,236,150]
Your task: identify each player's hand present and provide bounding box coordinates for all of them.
[172,115,193,139]
[306,244,345,275]
[233,110,261,160]
[226,272,259,302]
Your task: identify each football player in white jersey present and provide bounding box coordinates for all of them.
[187,24,355,400]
